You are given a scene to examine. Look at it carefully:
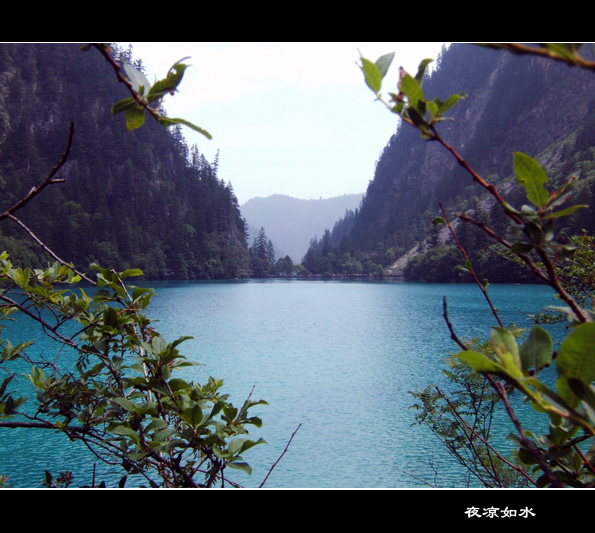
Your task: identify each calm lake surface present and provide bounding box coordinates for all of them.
[0,279,563,488]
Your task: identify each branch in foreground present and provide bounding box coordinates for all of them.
[439,202,503,328]
[7,214,95,285]
[90,44,164,125]
[482,43,595,72]
[434,385,537,487]
[259,424,301,488]
[442,297,468,351]
[0,122,74,222]
[431,129,588,323]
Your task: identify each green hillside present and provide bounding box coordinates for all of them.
[305,43,595,281]
[0,43,248,279]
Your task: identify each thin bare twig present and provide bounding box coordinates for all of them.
[0,122,74,222]
[259,424,301,488]
[573,443,595,478]
[7,214,95,285]
[443,297,468,351]
[434,386,537,487]
[431,128,523,226]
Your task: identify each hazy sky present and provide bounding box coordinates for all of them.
[119,42,448,205]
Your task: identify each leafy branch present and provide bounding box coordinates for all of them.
[85,43,212,138]
[481,43,595,72]
[0,43,271,488]
[361,44,595,487]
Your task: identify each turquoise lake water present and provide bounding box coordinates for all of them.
[0,280,563,488]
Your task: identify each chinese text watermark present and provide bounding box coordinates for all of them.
[465,507,536,518]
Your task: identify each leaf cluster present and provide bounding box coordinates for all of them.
[411,335,530,487]
[86,45,211,138]
[457,324,595,486]
[359,52,465,138]
[0,44,267,487]
[1,257,267,487]
[363,44,595,487]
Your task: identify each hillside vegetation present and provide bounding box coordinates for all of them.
[0,43,248,279]
[305,43,595,281]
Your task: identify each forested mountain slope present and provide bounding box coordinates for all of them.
[306,43,595,280]
[241,193,363,262]
[0,43,248,279]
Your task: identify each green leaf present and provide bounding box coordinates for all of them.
[156,116,212,139]
[145,418,168,431]
[27,366,46,389]
[406,107,429,132]
[151,336,168,355]
[556,323,595,408]
[414,58,433,84]
[123,62,151,94]
[183,403,203,428]
[151,427,176,442]
[228,437,250,456]
[511,242,534,254]
[103,306,119,328]
[568,379,595,423]
[400,73,425,115]
[519,326,553,374]
[112,397,137,413]
[124,105,146,131]
[375,52,395,79]
[168,378,189,392]
[544,204,588,219]
[491,327,522,373]
[0,376,13,398]
[513,152,549,209]
[111,97,137,115]
[223,405,238,421]
[111,425,140,445]
[360,57,382,94]
[456,350,507,375]
[544,43,580,60]
[120,268,143,279]
[437,93,465,115]
[227,461,252,475]
[147,58,191,99]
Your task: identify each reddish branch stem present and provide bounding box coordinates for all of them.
[431,128,588,323]
[439,202,504,327]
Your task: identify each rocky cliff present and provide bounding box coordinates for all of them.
[346,44,595,266]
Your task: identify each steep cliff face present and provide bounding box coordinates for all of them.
[0,43,249,279]
[349,44,595,260]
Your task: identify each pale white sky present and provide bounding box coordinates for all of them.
[119,42,448,205]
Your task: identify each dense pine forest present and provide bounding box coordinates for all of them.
[0,43,249,279]
[305,44,595,281]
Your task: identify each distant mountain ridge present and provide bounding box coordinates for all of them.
[241,193,363,262]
